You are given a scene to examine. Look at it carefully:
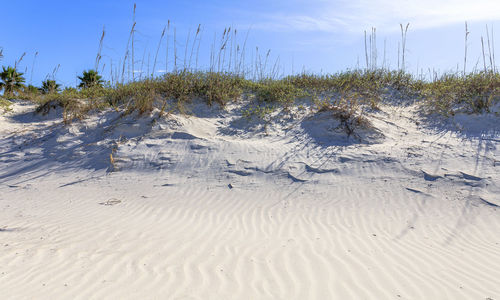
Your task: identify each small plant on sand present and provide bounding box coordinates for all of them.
[0,97,12,112]
[242,104,275,120]
[317,94,370,137]
[0,66,25,97]
[78,70,104,89]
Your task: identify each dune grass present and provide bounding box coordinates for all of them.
[2,8,499,123]
[420,72,500,115]
[0,97,12,112]
[17,68,498,125]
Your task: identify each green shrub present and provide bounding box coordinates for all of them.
[241,104,274,120]
[421,72,500,115]
[254,80,302,105]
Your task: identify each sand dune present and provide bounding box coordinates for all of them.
[1,100,499,299]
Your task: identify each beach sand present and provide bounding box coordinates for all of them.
[1,100,499,299]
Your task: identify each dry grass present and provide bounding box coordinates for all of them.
[0,97,12,113]
[421,72,500,115]
[25,68,499,124]
[316,93,371,137]
[2,4,499,124]
[4,8,497,122]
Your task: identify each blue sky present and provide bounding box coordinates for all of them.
[2,0,500,87]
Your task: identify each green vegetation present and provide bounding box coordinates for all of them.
[0,97,11,112]
[1,15,498,124]
[41,79,61,94]
[242,104,275,120]
[0,66,25,97]
[24,84,40,95]
[316,94,370,137]
[78,70,104,89]
[253,80,304,105]
[5,68,497,124]
[420,72,500,115]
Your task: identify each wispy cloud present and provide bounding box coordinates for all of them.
[253,0,500,33]
[252,14,348,32]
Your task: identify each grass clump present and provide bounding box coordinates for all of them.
[109,80,159,114]
[421,72,500,115]
[316,94,371,137]
[35,93,81,123]
[192,72,245,106]
[35,86,112,123]
[106,72,246,115]
[284,70,385,93]
[253,79,303,105]
[0,97,12,113]
[283,70,423,110]
[241,104,275,120]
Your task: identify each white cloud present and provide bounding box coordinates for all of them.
[256,0,500,32]
[252,14,347,32]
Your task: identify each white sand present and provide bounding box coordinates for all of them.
[1,100,499,299]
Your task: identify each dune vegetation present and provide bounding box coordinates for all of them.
[1,18,499,126]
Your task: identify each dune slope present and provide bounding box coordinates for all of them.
[1,100,499,299]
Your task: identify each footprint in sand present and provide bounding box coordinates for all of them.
[98,198,122,206]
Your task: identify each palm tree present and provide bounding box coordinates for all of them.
[78,69,104,89]
[40,79,61,94]
[0,66,25,97]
